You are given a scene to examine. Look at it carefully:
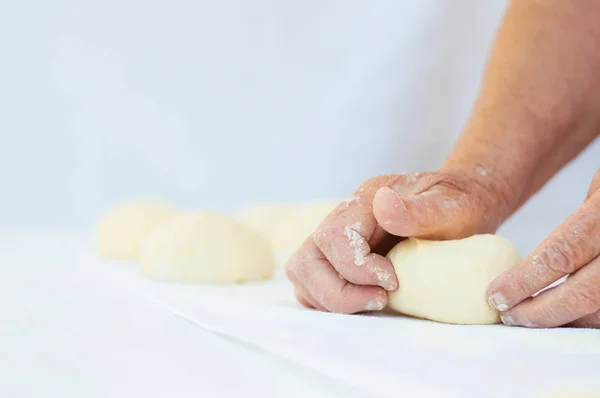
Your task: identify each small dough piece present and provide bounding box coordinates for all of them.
[386,235,522,325]
[269,200,341,265]
[236,203,297,241]
[141,211,276,284]
[97,201,178,262]
[237,200,342,266]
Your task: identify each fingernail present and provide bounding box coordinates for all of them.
[487,292,509,311]
[501,315,518,326]
[500,315,535,328]
[377,187,404,208]
[380,186,400,197]
[365,298,385,311]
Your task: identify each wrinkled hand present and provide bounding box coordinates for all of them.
[487,170,600,328]
[285,172,508,313]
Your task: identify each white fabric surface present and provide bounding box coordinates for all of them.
[0,232,367,398]
[3,231,599,398]
[92,263,600,398]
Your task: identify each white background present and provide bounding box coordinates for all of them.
[1,0,598,253]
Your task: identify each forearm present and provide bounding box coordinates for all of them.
[443,0,600,219]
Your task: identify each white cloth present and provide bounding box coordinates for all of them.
[4,233,597,398]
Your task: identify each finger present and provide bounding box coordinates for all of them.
[372,175,488,240]
[295,289,324,311]
[295,292,314,309]
[286,266,326,311]
[487,194,600,312]
[587,168,600,199]
[499,255,600,328]
[286,239,388,314]
[313,197,399,291]
[569,308,600,328]
[311,173,435,291]
[313,220,398,291]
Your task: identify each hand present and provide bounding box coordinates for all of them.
[285,171,509,314]
[487,169,600,328]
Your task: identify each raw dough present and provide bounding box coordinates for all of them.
[236,202,297,241]
[237,200,341,266]
[96,201,178,262]
[386,235,522,325]
[140,211,276,284]
[268,200,341,264]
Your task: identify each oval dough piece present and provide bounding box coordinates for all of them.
[140,211,276,284]
[97,201,178,262]
[386,235,522,325]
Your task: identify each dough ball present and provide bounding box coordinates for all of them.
[386,235,522,325]
[140,211,276,284]
[97,201,178,262]
[236,200,342,266]
[236,203,297,240]
[269,200,341,264]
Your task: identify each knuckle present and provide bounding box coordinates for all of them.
[568,284,600,313]
[284,253,301,274]
[287,258,311,282]
[322,284,362,314]
[354,175,400,197]
[542,239,580,274]
[589,312,600,327]
[321,295,352,314]
[335,266,355,282]
[312,224,334,248]
[510,275,535,299]
[284,263,296,279]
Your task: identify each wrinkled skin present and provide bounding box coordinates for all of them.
[286,170,600,329]
[285,171,507,314]
[487,169,600,328]
[287,0,600,329]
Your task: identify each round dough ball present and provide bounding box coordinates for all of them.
[97,201,178,262]
[386,235,522,325]
[140,211,276,284]
[269,200,341,264]
[236,203,297,240]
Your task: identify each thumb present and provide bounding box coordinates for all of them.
[587,169,600,200]
[372,183,483,240]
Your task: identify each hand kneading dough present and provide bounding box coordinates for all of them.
[140,211,276,284]
[386,235,522,325]
[97,201,178,262]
